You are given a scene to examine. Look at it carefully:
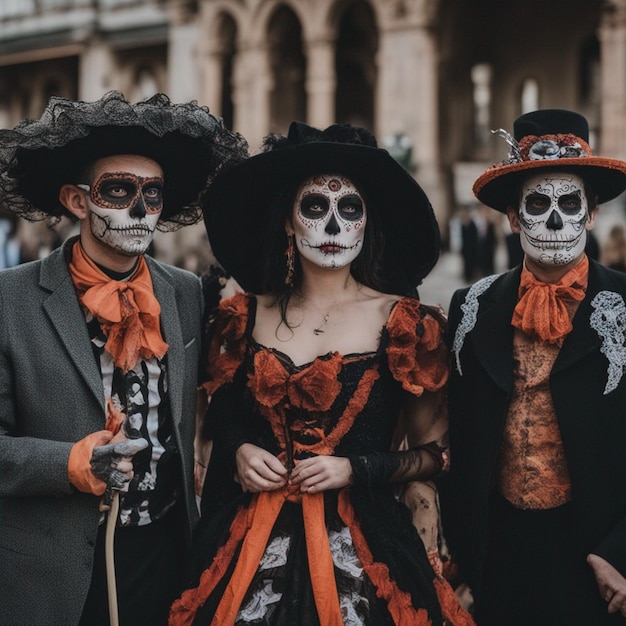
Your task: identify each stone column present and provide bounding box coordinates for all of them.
[376,0,446,227]
[599,0,626,159]
[304,37,336,129]
[233,43,272,150]
[78,37,116,100]
[197,42,225,113]
[167,1,200,103]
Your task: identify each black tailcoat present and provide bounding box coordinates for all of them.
[440,259,626,596]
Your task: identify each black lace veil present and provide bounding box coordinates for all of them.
[0,91,249,230]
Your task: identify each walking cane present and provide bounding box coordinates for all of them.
[100,402,147,626]
[105,491,121,626]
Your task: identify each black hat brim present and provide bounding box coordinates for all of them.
[13,126,213,222]
[203,141,440,293]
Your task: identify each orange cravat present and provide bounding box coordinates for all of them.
[512,256,588,345]
[69,240,168,372]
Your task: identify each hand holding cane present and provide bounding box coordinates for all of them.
[92,402,148,626]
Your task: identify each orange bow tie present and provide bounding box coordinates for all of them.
[512,256,588,345]
[69,241,169,372]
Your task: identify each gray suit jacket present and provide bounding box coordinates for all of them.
[0,241,202,625]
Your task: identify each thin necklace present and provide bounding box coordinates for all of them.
[313,313,330,335]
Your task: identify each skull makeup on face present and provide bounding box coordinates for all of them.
[78,155,164,257]
[517,172,590,266]
[291,174,366,270]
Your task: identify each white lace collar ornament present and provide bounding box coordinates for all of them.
[452,274,501,375]
[590,290,626,395]
[453,282,626,394]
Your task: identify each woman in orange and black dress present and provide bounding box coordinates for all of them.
[170,122,474,626]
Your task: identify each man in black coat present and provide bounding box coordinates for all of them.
[440,109,626,625]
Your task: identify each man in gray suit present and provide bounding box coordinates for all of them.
[0,91,247,625]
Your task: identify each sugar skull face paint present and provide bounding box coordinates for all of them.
[292,174,366,269]
[78,155,164,257]
[517,172,590,266]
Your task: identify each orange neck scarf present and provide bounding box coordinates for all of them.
[69,240,169,372]
[512,256,588,345]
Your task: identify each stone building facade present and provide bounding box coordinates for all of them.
[1,0,626,265]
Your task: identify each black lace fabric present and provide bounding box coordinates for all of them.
[0,91,249,229]
[348,442,448,487]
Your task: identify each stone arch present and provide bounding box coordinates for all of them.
[438,0,605,163]
[13,58,78,120]
[247,0,309,44]
[332,0,378,130]
[266,4,307,133]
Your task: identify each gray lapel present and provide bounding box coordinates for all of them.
[40,245,105,408]
[149,258,184,428]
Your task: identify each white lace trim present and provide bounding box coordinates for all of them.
[237,579,282,621]
[330,525,364,578]
[590,290,626,395]
[235,527,371,624]
[330,526,367,626]
[258,534,290,572]
[339,591,368,626]
[452,274,501,375]
[236,535,290,621]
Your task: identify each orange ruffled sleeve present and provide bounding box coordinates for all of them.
[202,292,250,396]
[386,298,448,396]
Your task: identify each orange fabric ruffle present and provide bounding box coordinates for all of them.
[169,500,256,626]
[69,240,168,373]
[202,292,250,396]
[104,398,125,435]
[386,299,448,396]
[255,364,380,460]
[338,490,474,625]
[512,256,588,345]
[250,350,342,412]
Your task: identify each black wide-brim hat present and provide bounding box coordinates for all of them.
[474,109,626,212]
[203,121,440,294]
[0,91,248,229]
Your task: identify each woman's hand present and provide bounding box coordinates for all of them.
[235,443,288,493]
[290,456,353,493]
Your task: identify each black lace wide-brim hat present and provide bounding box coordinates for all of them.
[474,109,626,212]
[203,121,440,294]
[0,91,248,229]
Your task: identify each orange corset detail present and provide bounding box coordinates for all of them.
[249,350,343,412]
[250,351,380,458]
